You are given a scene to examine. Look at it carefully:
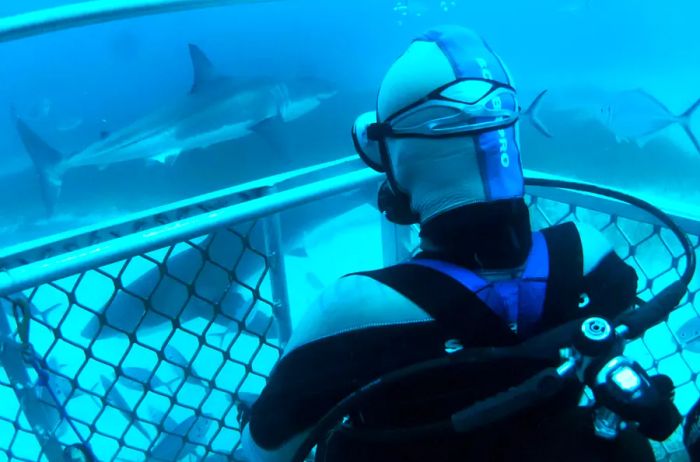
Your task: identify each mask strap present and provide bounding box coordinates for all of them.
[377,135,415,214]
[367,122,391,141]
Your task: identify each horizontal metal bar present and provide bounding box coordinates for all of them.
[2,159,697,296]
[0,0,278,43]
[0,168,382,297]
[526,182,700,236]
[0,155,363,268]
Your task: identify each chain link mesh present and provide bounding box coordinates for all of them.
[1,219,281,461]
[1,191,699,461]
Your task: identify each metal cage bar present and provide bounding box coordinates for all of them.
[1,167,699,461]
[261,186,292,346]
[0,168,382,298]
[0,0,280,43]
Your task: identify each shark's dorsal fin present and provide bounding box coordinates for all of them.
[188,43,218,93]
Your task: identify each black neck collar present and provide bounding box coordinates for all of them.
[418,199,533,270]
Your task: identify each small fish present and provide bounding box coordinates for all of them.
[522,90,553,138]
[30,302,62,326]
[148,414,212,461]
[100,376,151,439]
[598,89,700,152]
[164,346,192,368]
[164,346,210,387]
[676,316,700,352]
[120,367,180,393]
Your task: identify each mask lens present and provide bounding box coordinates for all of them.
[383,79,518,137]
[439,79,496,104]
[389,106,462,132]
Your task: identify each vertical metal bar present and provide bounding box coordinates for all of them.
[261,187,292,346]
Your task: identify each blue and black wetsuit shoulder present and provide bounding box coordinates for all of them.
[247,221,640,462]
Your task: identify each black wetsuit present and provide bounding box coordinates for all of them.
[249,201,655,461]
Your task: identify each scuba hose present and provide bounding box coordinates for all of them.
[290,178,696,462]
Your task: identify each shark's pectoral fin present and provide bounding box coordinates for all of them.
[251,114,284,136]
[148,149,181,165]
[251,115,291,159]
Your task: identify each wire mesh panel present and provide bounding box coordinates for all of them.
[0,182,699,461]
[0,219,282,461]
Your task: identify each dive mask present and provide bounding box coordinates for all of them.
[352,78,520,172]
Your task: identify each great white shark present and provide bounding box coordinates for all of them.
[13,43,337,215]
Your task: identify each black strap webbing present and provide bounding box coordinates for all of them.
[350,264,519,347]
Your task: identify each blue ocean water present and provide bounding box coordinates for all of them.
[0,0,699,248]
[0,1,699,461]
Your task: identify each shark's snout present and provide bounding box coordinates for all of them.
[318,88,338,100]
[290,76,338,101]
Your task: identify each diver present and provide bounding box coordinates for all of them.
[241,25,679,461]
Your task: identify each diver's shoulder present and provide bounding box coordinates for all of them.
[571,221,614,275]
[283,272,431,354]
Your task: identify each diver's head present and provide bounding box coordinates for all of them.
[353,25,524,225]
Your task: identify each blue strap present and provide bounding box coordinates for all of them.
[418,26,523,203]
[418,26,511,84]
[408,232,549,336]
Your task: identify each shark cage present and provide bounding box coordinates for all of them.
[1,155,699,461]
[1,1,700,462]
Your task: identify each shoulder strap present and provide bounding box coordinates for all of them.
[409,232,549,336]
[522,232,549,279]
[351,264,519,347]
[539,222,585,328]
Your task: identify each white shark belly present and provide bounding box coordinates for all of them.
[281,98,321,122]
[174,120,255,152]
[66,120,254,169]
[67,134,176,169]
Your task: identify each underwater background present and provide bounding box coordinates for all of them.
[2,0,700,248]
[1,0,700,461]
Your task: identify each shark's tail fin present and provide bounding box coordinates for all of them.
[12,109,64,215]
[522,89,553,138]
[680,97,700,154]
